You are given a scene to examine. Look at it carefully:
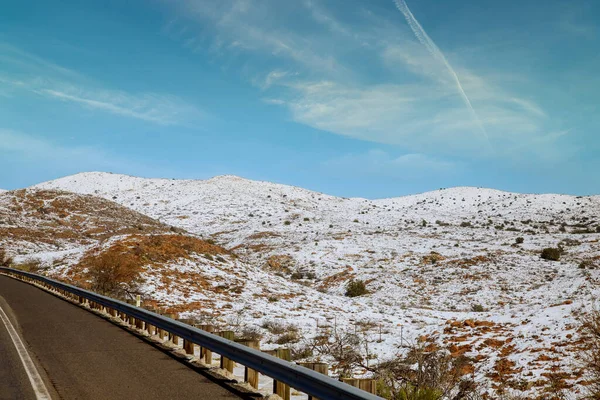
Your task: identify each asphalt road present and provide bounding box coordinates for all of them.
[0,301,37,400]
[0,274,241,400]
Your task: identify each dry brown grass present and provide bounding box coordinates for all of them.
[66,233,231,298]
[0,189,171,248]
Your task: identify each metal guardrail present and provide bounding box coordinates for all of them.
[0,267,381,400]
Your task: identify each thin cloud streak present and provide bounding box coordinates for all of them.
[0,43,208,126]
[1,75,206,127]
[393,0,491,147]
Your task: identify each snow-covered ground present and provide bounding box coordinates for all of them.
[24,172,600,396]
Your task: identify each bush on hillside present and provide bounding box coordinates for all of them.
[345,279,368,297]
[471,304,486,312]
[582,309,600,398]
[83,251,142,299]
[0,248,12,267]
[515,237,524,244]
[541,247,561,261]
[374,339,480,400]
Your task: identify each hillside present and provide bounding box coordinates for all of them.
[28,172,600,397]
[0,189,317,320]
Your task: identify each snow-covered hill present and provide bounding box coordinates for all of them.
[30,172,600,396]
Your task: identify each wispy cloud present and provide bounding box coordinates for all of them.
[163,0,347,77]
[0,43,207,126]
[165,0,562,162]
[0,42,83,79]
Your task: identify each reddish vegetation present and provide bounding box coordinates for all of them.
[0,189,169,248]
[67,234,230,291]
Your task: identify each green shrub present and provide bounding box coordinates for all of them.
[515,237,524,244]
[284,220,291,225]
[345,279,368,297]
[460,221,472,228]
[471,304,486,312]
[541,247,561,261]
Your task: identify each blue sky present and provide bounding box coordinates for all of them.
[1,0,598,198]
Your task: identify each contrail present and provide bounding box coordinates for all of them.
[393,0,491,145]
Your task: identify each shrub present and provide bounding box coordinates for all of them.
[373,340,480,399]
[421,220,427,227]
[581,309,600,398]
[83,251,142,299]
[597,226,600,233]
[515,237,524,244]
[14,260,41,273]
[460,221,472,228]
[0,248,13,267]
[290,271,303,280]
[541,247,561,261]
[240,326,263,341]
[580,260,596,270]
[276,330,301,344]
[471,304,486,312]
[262,319,287,334]
[345,279,368,297]
[284,220,291,225]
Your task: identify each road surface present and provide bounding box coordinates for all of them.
[0,274,241,400]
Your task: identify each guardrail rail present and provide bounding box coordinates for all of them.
[0,267,382,400]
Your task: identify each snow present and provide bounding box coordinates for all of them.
[28,172,600,396]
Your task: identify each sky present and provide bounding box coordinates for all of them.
[1,0,599,198]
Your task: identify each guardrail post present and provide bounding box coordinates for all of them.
[177,318,195,355]
[146,321,155,335]
[165,313,179,345]
[157,326,166,340]
[196,325,215,365]
[218,331,235,373]
[237,339,261,389]
[273,348,291,400]
[341,378,377,395]
[297,363,329,400]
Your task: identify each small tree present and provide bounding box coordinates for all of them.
[345,279,368,297]
[83,251,142,299]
